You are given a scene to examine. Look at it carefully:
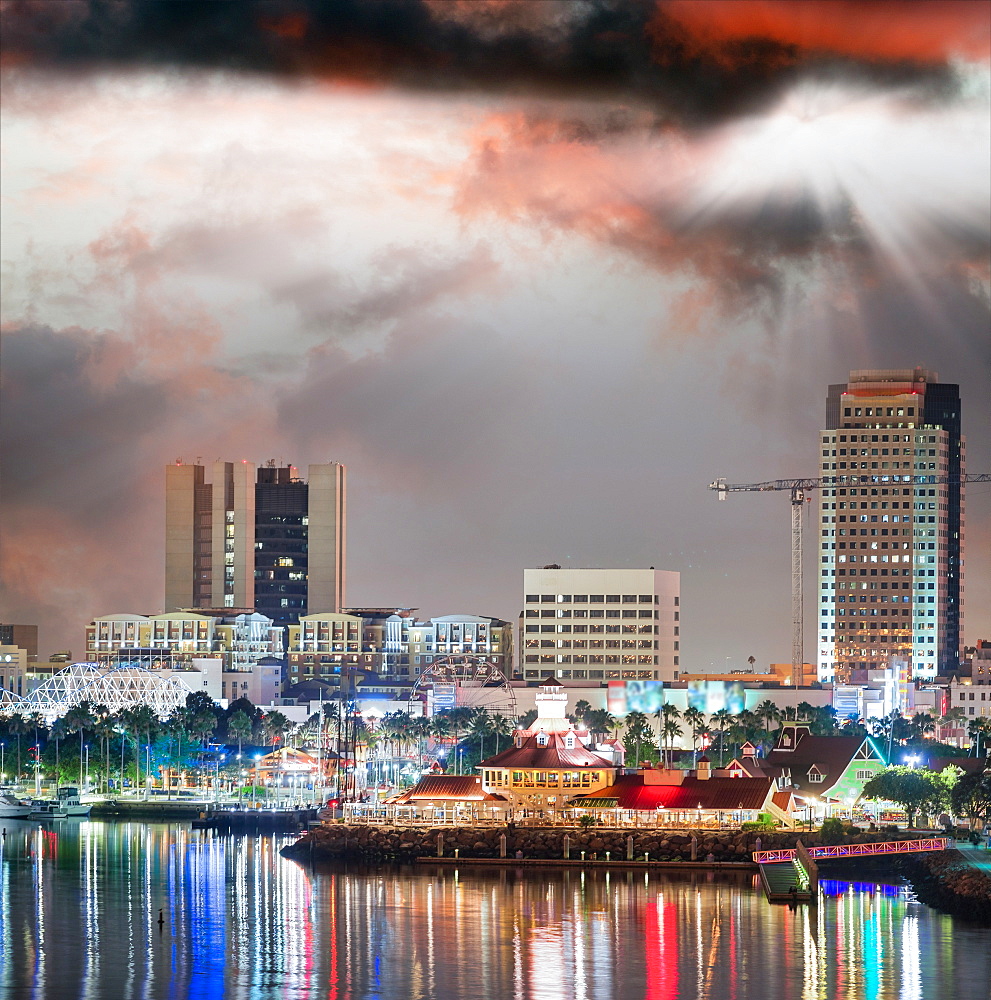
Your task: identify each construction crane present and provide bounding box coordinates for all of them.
[709,473,991,674]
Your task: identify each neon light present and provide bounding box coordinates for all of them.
[753,839,950,863]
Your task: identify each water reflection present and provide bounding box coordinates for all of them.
[0,821,988,1000]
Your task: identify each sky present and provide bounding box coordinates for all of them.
[1,0,989,669]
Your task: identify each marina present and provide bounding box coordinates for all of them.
[1,819,989,1000]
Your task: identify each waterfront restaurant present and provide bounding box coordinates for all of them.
[347,775,509,824]
[564,760,796,828]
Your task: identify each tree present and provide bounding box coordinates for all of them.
[682,707,707,761]
[488,713,513,756]
[166,705,192,757]
[62,701,96,788]
[950,768,991,830]
[188,705,218,749]
[662,718,683,768]
[709,709,733,766]
[861,766,953,827]
[968,717,991,758]
[623,711,657,768]
[653,704,681,766]
[909,712,936,742]
[118,705,159,795]
[572,700,592,726]
[583,709,614,737]
[469,709,493,763]
[7,713,29,781]
[229,710,253,759]
[517,709,538,730]
[262,711,291,746]
[755,700,781,737]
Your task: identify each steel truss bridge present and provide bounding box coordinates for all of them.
[0,663,191,721]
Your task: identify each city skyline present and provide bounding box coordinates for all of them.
[2,1,989,668]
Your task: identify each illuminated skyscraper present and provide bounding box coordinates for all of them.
[165,460,346,625]
[817,368,964,684]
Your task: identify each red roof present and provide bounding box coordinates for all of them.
[576,774,774,811]
[387,775,507,803]
[772,789,796,812]
[481,732,615,770]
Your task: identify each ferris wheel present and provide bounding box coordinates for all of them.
[409,655,517,718]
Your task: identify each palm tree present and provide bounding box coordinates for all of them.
[653,704,681,766]
[909,712,936,741]
[710,709,733,766]
[8,713,29,783]
[968,717,991,758]
[755,699,781,736]
[122,704,160,796]
[583,709,614,738]
[188,705,217,749]
[262,711,291,746]
[663,718,684,768]
[470,709,493,763]
[446,707,475,773]
[488,713,513,756]
[63,702,96,788]
[624,711,654,768]
[229,710,253,757]
[682,707,707,762]
[517,709,538,730]
[572,699,592,726]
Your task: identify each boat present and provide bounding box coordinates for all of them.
[56,786,92,818]
[29,799,67,820]
[0,792,32,819]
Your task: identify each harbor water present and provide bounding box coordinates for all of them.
[1,820,988,1000]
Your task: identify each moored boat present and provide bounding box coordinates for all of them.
[57,786,92,818]
[0,792,32,819]
[29,799,68,820]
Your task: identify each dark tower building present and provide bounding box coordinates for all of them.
[165,460,345,626]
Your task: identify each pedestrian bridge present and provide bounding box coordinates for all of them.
[754,838,952,864]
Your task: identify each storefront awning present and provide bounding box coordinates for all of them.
[569,797,619,809]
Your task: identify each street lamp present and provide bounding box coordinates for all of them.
[236,753,242,804]
[214,753,225,802]
[84,744,90,792]
[1,742,5,784]
[145,744,151,799]
[253,754,262,808]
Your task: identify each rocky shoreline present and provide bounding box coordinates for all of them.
[280,823,919,864]
[896,850,991,924]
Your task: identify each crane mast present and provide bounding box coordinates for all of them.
[710,473,991,677]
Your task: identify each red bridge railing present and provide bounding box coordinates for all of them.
[754,838,951,864]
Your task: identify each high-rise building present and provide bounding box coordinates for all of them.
[520,567,681,684]
[165,460,346,624]
[817,368,964,684]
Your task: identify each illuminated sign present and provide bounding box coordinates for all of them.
[687,680,745,715]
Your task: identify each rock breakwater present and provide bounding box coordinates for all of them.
[280,824,921,864]
[898,850,991,924]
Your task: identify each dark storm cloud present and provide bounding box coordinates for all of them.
[0,322,170,516]
[1,0,980,126]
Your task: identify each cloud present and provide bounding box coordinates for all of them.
[0,318,277,643]
[450,69,990,329]
[655,0,991,67]
[2,0,981,126]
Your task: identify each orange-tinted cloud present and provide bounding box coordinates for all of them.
[2,0,977,128]
[654,0,991,67]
